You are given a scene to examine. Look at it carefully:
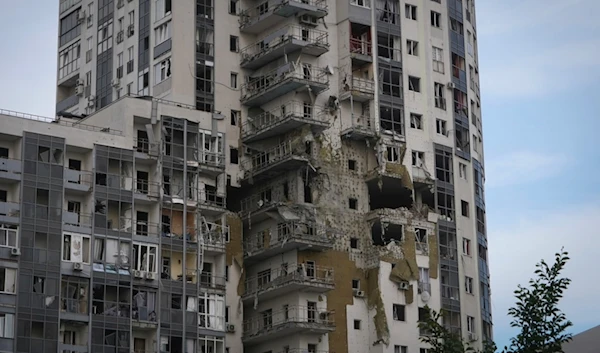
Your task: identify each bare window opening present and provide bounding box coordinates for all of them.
[463,238,471,255]
[372,223,403,246]
[38,146,50,162]
[461,200,469,217]
[0,148,8,158]
[33,276,45,293]
[36,189,49,206]
[459,163,467,180]
[435,148,452,183]
[405,4,417,20]
[455,125,471,152]
[354,320,361,330]
[412,151,424,167]
[379,105,404,135]
[303,174,313,203]
[407,39,418,56]
[436,119,448,136]
[393,304,406,321]
[230,148,238,164]
[350,237,359,249]
[434,82,446,109]
[348,159,356,171]
[94,199,106,214]
[229,35,238,52]
[431,11,441,28]
[408,76,421,92]
[415,228,428,253]
[349,198,358,210]
[305,141,312,155]
[410,113,423,129]
[352,279,360,290]
[229,0,238,14]
[32,321,44,339]
[387,147,399,162]
[283,182,289,200]
[230,110,239,126]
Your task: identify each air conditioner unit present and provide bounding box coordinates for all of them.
[353,289,365,298]
[468,333,478,341]
[133,270,143,278]
[447,82,456,89]
[398,281,409,290]
[10,248,20,256]
[145,272,156,280]
[88,94,96,101]
[73,262,84,271]
[77,10,86,22]
[76,78,85,86]
[226,324,235,333]
[299,14,318,27]
[76,85,85,96]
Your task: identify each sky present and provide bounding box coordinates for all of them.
[1,0,599,350]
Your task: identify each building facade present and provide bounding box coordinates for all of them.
[0,0,491,352]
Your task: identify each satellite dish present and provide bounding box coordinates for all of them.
[421,291,431,302]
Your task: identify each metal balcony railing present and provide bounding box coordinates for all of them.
[241,63,329,103]
[240,25,329,64]
[244,221,331,254]
[199,222,228,250]
[0,109,123,135]
[243,305,334,337]
[65,168,93,186]
[239,187,279,215]
[198,189,226,209]
[341,75,375,95]
[61,297,88,315]
[242,141,305,176]
[60,0,82,13]
[194,151,226,169]
[63,211,92,228]
[173,269,226,289]
[244,264,334,297]
[241,101,328,140]
[239,0,328,30]
[133,179,161,197]
[350,37,372,56]
[92,300,131,318]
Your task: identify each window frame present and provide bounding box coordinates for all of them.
[62,232,91,264]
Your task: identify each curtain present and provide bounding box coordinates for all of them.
[215,295,224,331]
[186,296,197,311]
[71,234,83,262]
[94,239,104,262]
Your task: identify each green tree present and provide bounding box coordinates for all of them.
[417,249,572,353]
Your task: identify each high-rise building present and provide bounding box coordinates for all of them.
[1,0,491,352]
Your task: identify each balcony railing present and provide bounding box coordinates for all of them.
[244,264,334,298]
[92,300,131,318]
[241,141,307,178]
[199,222,228,251]
[341,76,375,95]
[187,150,225,170]
[241,101,328,142]
[341,114,376,139]
[134,179,161,198]
[63,211,92,228]
[239,0,328,31]
[60,0,82,13]
[65,168,93,186]
[134,221,160,237]
[198,189,226,209]
[95,172,133,190]
[243,305,334,338]
[244,221,332,255]
[61,297,88,315]
[241,63,329,106]
[350,37,372,56]
[173,269,226,289]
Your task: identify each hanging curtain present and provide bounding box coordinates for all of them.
[214,295,224,331]
[70,234,83,262]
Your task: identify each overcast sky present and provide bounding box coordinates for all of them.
[1,0,599,349]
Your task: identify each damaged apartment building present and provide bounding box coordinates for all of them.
[0,0,487,352]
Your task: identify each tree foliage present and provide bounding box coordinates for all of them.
[417,249,572,353]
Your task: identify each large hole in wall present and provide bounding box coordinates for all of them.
[371,221,404,246]
[367,176,413,210]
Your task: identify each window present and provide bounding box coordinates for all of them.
[434,82,445,109]
[431,11,441,28]
[350,238,359,249]
[348,159,357,171]
[230,147,239,164]
[155,21,172,45]
[415,228,428,253]
[463,238,471,256]
[0,268,16,294]
[467,315,476,333]
[461,200,469,217]
[351,0,370,8]
[387,146,400,162]
[432,46,444,73]
[395,346,408,353]
[408,76,420,92]
[465,276,474,294]
[229,35,239,52]
[407,39,418,56]
[405,4,417,20]
[393,304,406,321]
[473,134,481,153]
[62,233,91,263]
[155,0,172,20]
[230,110,240,126]
[380,105,404,135]
[412,151,424,167]
[410,113,422,129]
[154,57,171,84]
[87,2,94,27]
[349,198,358,210]
[377,33,402,61]
[436,119,447,136]
[354,320,361,329]
[459,163,467,180]
[229,0,238,14]
[450,18,464,35]
[0,227,18,248]
[59,9,82,46]
[380,66,402,97]
[97,20,114,55]
[230,72,238,88]
[352,279,360,290]
[0,314,14,338]
[129,10,135,26]
[58,42,81,79]
[420,349,430,353]
[132,243,158,272]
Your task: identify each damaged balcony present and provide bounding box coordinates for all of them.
[199,220,228,254]
[133,178,160,204]
[242,264,334,303]
[244,221,333,263]
[64,168,93,193]
[242,305,335,345]
[241,25,329,70]
[241,101,329,143]
[160,211,198,247]
[0,201,20,224]
[61,278,89,323]
[239,0,328,34]
[131,289,158,327]
[241,63,329,107]
[198,188,226,216]
[241,141,309,183]
[63,210,92,234]
[349,22,373,65]
[368,215,405,246]
[366,163,414,210]
[341,114,376,140]
[134,137,160,161]
[339,75,375,102]
[0,157,22,183]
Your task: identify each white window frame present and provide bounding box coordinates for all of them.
[465,276,474,294]
[62,233,91,263]
[410,113,422,129]
[93,238,130,266]
[0,314,14,338]
[200,129,224,163]
[459,163,467,180]
[415,228,428,253]
[436,119,447,136]
[155,0,172,21]
[0,226,18,249]
[463,238,471,256]
[350,0,371,9]
[154,57,172,84]
[405,4,417,20]
[133,242,158,273]
[412,150,424,167]
[407,39,418,56]
[196,292,225,331]
[433,46,444,73]
[431,11,441,28]
[467,315,476,333]
[154,21,171,46]
[0,268,16,294]
[117,52,123,67]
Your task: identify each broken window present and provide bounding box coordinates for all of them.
[33,276,46,293]
[93,238,130,268]
[434,82,446,109]
[407,39,418,56]
[393,304,406,321]
[380,105,404,135]
[459,163,467,180]
[439,227,457,261]
[352,279,360,289]
[372,223,404,246]
[230,148,239,164]
[431,11,441,28]
[476,207,485,234]
[230,110,240,126]
[0,268,16,294]
[463,238,471,255]
[435,148,452,183]
[38,146,50,162]
[348,159,357,171]
[411,150,424,167]
[465,276,473,294]
[436,119,447,136]
[432,46,444,73]
[408,76,420,92]
[410,113,423,129]
[450,18,464,35]
[350,238,359,249]
[387,146,400,162]
[437,191,454,221]
[461,200,469,217]
[377,0,400,24]
[377,33,401,61]
[452,53,465,79]
[415,228,428,253]
[62,233,91,263]
[132,289,157,321]
[455,125,470,152]
[478,244,487,261]
[467,316,476,333]
[380,67,402,97]
[405,4,417,20]
[132,243,158,272]
[61,277,89,314]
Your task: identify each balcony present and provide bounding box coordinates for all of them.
[198,189,226,216]
[94,173,133,195]
[56,93,80,113]
[64,169,92,193]
[350,37,373,65]
[241,101,329,143]
[340,115,376,140]
[133,179,161,204]
[240,26,329,70]
[241,63,329,107]
[199,221,228,254]
[243,264,334,303]
[0,157,22,183]
[63,211,93,234]
[244,221,333,263]
[339,75,375,102]
[242,305,335,345]
[240,0,328,34]
[241,141,309,182]
[61,298,89,322]
[59,343,89,353]
[134,221,160,238]
[134,138,160,161]
[0,201,20,224]
[188,151,225,176]
[60,0,82,14]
